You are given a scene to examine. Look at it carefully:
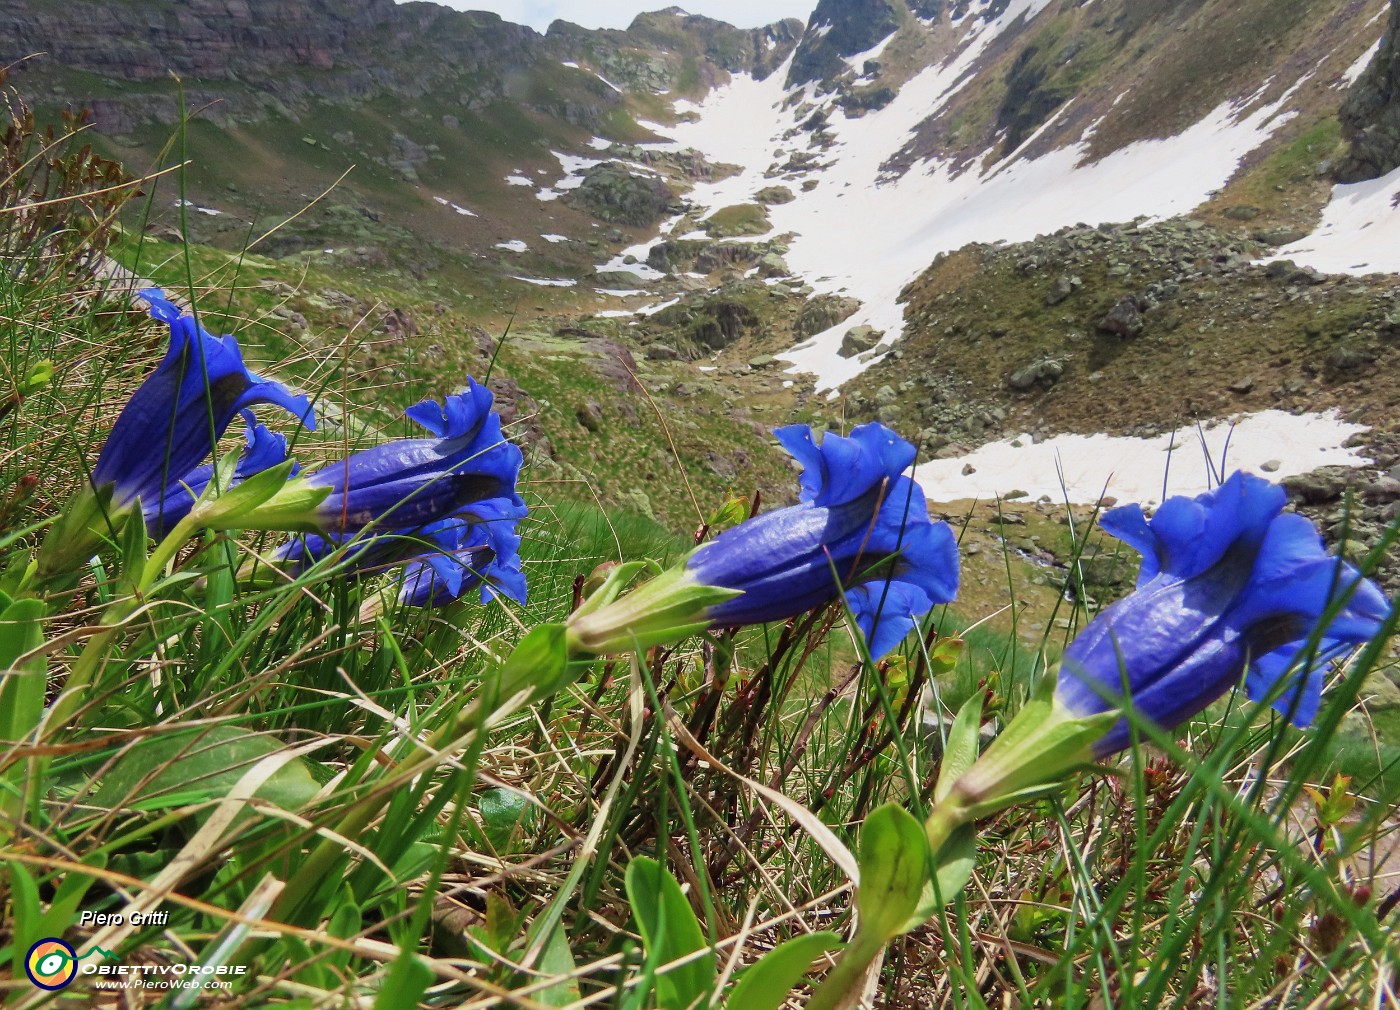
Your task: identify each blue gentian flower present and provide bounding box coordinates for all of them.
[1057,470,1391,756]
[396,508,527,608]
[692,424,959,657]
[294,378,524,535]
[269,496,526,584]
[566,422,959,659]
[92,289,315,512]
[143,413,293,538]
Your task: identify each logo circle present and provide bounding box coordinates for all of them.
[25,938,78,990]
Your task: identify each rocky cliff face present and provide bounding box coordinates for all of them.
[1337,0,1400,181]
[786,0,903,87]
[0,0,798,132]
[1,0,396,79]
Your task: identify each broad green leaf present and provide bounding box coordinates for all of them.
[90,725,320,814]
[856,803,929,941]
[479,786,529,852]
[934,693,983,804]
[534,921,582,1007]
[902,823,977,930]
[725,930,842,1010]
[625,856,715,1010]
[192,459,303,531]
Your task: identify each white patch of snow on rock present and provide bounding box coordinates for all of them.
[843,30,897,72]
[495,239,528,253]
[513,275,575,287]
[1340,39,1381,86]
[914,411,1369,505]
[505,174,533,186]
[1266,164,1400,275]
[540,233,570,243]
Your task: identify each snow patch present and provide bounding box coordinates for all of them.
[1265,164,1400,275]
[913,411,1369,505]
[540,233,570,243]
[434,195,477,216]
[505,174,533,186]
[513,276,576,287]
[843,30,897,72]
[1341,39,1382,86]
[174,199,220,216]
[495,239,528,253]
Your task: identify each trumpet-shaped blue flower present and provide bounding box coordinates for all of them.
[276,378,523,536]
[693,424,958,657]
[1056,470,1392,756]
[269,495,526,583]
[143,413,293,538]
[566,422,959,659]
[92,289,315,511]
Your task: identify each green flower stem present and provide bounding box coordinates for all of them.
[804,926,888,1010]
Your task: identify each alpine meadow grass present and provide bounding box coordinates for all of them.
[1,89,1398,1010]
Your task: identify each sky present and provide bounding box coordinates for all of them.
[413,1,812,33]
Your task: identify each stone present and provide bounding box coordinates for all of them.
[747,354,775,369]
[838,324,883,358]
[1228,375,1255,394]
[575,400,603,432]
[645,343,679,360]
[1007,358,1064,390]
[961,463,976,476]
[1261,459,1281,473]
[1097,296,1144,338]
[1044,275,1079,306]
[1363,476,1400,503]
[795,294,861,338]
[1253,226,1309,247]
[1281,465,1355,504]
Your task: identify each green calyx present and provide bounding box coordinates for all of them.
[564,560,742,656]
[936,671,1118,827]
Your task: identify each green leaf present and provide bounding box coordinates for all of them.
[725,931,842,1010]
[38,853,107,941]
[934,693,982,805]
[856,803,930,941]
[534,922,582,1007]
[6,860,40,982]
[707,495,749,529]
[90,725,320,814]
[0,597,46,747]
[478,787,529,853]
[372,950,432,1010]
[117,497,150,584]
[927,636,964,678]
[625,856,715,1010]
[901,823,977,929]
